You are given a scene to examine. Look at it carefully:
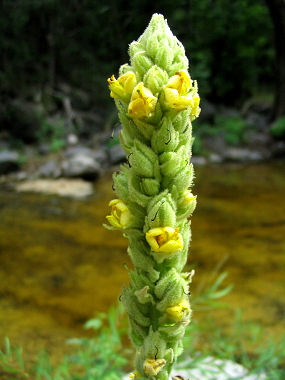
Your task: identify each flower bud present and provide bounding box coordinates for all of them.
[128,172,151,208]
[151,117,180,154]
[131,50,154,78]
[146,193,176,229]
[154,38,174,69]
[112,168,129,202]
[145,32,159,59]
[143,65,169,95]
[177,190,197,219]
[141,178,160,196]
[143,359,166,376]
[130,370,142,379]
[165,299,191,322]
[129,139,159,178]
[106,199,133,229]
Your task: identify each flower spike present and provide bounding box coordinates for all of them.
[105,13,200,378]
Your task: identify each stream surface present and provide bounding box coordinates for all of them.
[0,162,284,366]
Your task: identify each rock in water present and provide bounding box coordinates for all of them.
[16,179,93,199]
[61,147,101,180]
[0,151,19,174]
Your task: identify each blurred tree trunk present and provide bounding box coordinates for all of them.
[265,0,285,119]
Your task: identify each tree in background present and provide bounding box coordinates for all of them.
[0,0,278,140]
[265,0,285,118]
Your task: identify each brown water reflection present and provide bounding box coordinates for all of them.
[0,163,284,365]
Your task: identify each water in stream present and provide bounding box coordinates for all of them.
[0,163,284,366]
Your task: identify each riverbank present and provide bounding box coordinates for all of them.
[1,163,284,369]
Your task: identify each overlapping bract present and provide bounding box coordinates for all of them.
[105,14,200,379]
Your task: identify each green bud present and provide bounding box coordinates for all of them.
[159,146,187,177]
[168,54,189,76]
[163,164,194,193]
[151,117,180,154]
[112,167,129,202]
[121,286,150,327]
[155,268,177,299]
[143,65,169,96]
[143,327,167,359]
[127,244,160,283]
[141,178,160,196]
[131,51,154,78]
[177,191,197,220]
[159,323,187,343]
[128,173,151,207]
[145,32,160,59]
[154,38,174,69]
[146,192,176,229]
[119,63,134,76]
[129,317,148,346]
[132,118,155,141]
[130,269,151,290]
[172,109,191,133]
[129,139,159,178]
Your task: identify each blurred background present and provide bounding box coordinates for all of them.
[0,0,285,377]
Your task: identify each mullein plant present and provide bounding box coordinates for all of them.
[105,14,200,380]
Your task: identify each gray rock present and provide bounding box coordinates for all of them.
[38,160,61,178]
[245,111,268,131]
[0,151,20,174]
[224,147,264,162]
[61,153,101,180]
[204,135,227,155]
[108,144,126,164]
[38,143,50,155]
[17,179,93,198]
[247,131,271,148]
[209,153,223,164]
[67,134,78,146]
[191,156,207,166]
[64,146,95,158]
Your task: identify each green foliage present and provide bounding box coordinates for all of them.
[270,117,285,139]
[37,117,66,152]
[0,306,128,380]
[192,115,252,154]
[215,115,249,146]
[182,310,285,380]
[0,0,273,105]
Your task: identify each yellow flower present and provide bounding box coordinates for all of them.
[163,69,200,112]
[128,82,157,119]
[107,72,136,100]
[143,358,166,376]
[145,227,183,254]
[166,299,190,322]
[130,370,141,379]
[106,199,132,228]
[181,190,195,207]
[191,92,201,119]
